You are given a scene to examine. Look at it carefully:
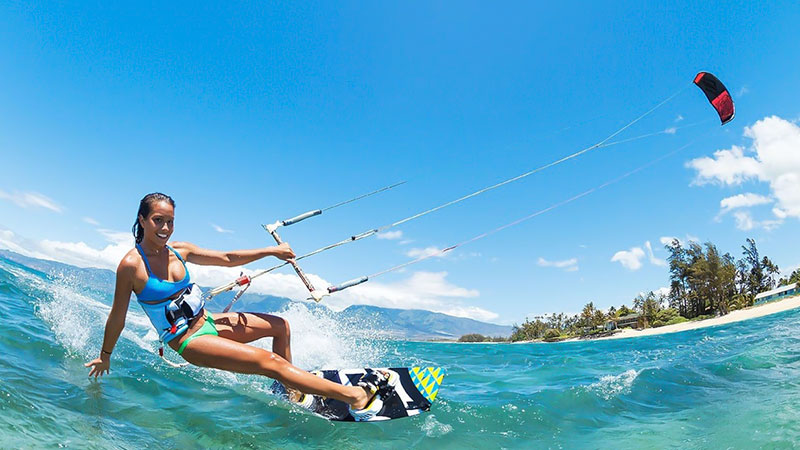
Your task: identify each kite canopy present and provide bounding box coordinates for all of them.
[693,72,735,125]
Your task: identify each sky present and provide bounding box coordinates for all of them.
[1,1,799,325]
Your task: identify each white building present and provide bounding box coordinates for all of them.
[754,283,798,305]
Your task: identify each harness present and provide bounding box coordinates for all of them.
[134,243,202,367]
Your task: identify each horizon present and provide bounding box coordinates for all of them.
[1,2,799,325]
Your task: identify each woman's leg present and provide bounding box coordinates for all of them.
[179,334,369,409]
[211,312,292,363]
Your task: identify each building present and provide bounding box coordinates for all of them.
[605,313,641,330]
[754,283,798,305]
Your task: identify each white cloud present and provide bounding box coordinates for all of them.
[322,271,495,321]
[611,246,646,271]
[405,246,446,259]
[687,116,800,228]
[737,86,750,97]
[440,306,499,322]
[376,230,403,240]
[204,266,496,322]
[687,146,761,186]
[83,217,100,226]
[719,193,772,213]
[664,127,677,135]
[0,229,51,259]
[537,257,579,272]
[211,223,234,234]
[731,211,781,231]
[733,211,755,231]
[644,241,666,267]
[0,226,499,322]
[0,226,132,270]
[0,190,63,212]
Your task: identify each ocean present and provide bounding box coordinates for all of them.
[2,255,799,449]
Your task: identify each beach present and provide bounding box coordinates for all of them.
[594,294,800,340]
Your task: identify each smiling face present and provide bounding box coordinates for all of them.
[138,200,175,247]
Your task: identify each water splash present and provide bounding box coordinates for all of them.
[587,369,641,400]
[256,302,389,370]
[421,414,454,437]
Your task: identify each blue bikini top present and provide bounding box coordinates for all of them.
[134,243,192,302]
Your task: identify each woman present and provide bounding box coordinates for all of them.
[85,193,394,421]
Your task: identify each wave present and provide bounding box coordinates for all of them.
[587,368,641,400]
[4,255,800,448]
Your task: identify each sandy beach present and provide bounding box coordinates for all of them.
[592,294,800,341]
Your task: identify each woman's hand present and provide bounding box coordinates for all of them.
[85,354,111,379]
[272,242,296,261]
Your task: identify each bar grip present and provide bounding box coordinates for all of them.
[328,276,369,293]
[208,282,236,297]
[281,209,321,226]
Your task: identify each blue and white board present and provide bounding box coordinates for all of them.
[271,367,444,422]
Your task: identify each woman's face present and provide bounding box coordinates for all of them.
[139,200,175,246]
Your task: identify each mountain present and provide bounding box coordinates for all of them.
[339,304,512,340]
[0,249,511,340]
[0,249,116,290]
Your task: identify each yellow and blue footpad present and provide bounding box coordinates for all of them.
[410,367,444,402]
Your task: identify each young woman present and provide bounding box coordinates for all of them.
[85,193,394,420]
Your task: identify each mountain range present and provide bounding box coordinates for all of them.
[0,249,511,339]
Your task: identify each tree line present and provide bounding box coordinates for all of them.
[502,238,799,342]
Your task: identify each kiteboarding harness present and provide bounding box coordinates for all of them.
[135,243,211,367]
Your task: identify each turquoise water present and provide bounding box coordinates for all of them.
[2,256,800,449]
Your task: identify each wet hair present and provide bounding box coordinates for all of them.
[132,193,175,243]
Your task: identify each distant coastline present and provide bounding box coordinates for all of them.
[447,294,800,344]
[587,293,800,341]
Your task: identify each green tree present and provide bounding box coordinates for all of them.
[761,256,780,290]
[742,238,766,297]
[580,302,597,330]
[634,291,663,327]
[730,292,753,310]
[459,333,487,342]
[778,269,800,287]
[617,304,634,316]
[665,239,690,317]
[510,317,547,341]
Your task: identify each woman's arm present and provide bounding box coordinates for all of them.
[173,241,296,267]
[85,258,135,378]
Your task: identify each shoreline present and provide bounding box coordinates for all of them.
[584,294,800,341]
[450,294,800,344]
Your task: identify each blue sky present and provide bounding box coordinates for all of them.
[1,1,799,324]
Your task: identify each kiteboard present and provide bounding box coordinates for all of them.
[271,367,444,422]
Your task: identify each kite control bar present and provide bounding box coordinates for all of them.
[264,222,329,302]
[207,274,252,298]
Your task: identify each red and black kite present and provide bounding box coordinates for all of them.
[693,72,735,125]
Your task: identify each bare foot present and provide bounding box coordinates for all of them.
[287,387,303,403]
[349,385,372,410]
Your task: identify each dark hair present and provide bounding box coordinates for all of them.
[132,193,175,243]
